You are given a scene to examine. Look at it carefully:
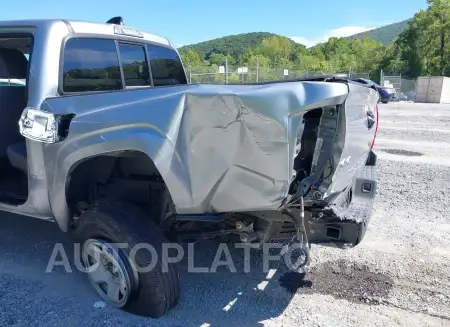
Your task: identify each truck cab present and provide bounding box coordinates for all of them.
[0,19,187,222]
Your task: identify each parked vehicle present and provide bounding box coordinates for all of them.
[352,78,394,103]
[0,17,378,318]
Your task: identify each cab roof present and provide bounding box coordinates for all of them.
[0,19,171,47]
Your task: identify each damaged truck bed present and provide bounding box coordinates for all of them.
[159,76,379,247]
[45,75,379,249]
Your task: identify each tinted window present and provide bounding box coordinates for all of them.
[118,43,150,87]
[146,45,187,86]
[62,38,122,93]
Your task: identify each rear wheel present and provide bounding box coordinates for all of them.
[70,200,180,318]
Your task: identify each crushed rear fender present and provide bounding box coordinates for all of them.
[173,79,378,214]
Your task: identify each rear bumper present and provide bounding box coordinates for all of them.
[275,152,377,248]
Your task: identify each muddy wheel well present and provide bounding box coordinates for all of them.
[66,151,173,225]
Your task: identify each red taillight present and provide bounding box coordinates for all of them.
[370,104,379,151]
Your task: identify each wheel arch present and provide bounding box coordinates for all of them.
[49,135,188,232]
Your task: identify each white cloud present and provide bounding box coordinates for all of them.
[290,26,373,47]
[289,36,322,48]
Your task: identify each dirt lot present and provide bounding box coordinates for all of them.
[0,102,449,327]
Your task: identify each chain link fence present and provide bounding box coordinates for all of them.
[187,63,369,84]
[187,65,424,102]
[349,72,371,79]
[380,71,417,101]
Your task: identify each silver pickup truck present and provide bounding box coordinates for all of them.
[0,17,378,318]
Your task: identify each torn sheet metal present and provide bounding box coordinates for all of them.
[173,81,349,213]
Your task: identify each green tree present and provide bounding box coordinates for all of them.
[293,54,324,72]
[208,53,235,66]
[421,0,450,75]
[238,49,270,68]
[349,38,384,70]
[255,36,292,67]
[378,43,405,74]
[179,49,203,67]
[388,0,450,77]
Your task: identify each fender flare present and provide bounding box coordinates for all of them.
[48,125,191,231]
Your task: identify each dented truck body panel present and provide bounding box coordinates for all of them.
[324,82,377,198]
[42,79,378,231]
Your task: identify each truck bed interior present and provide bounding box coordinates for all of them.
[0,35,32,205]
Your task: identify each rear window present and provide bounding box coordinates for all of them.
[61,38,186,93]
[62,38,122,93]
[118,43,150,87]
[146,45,187,86]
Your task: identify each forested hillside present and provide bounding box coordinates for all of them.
[178,32,284,59]
[180,18,410,58]
[347,19,411,45]
[179,0,450,82]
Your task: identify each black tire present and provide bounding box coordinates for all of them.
[381,100,389,104]
[70,200,180,318]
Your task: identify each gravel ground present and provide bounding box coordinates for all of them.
[378,127,450,143]
[1,102,450,327]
